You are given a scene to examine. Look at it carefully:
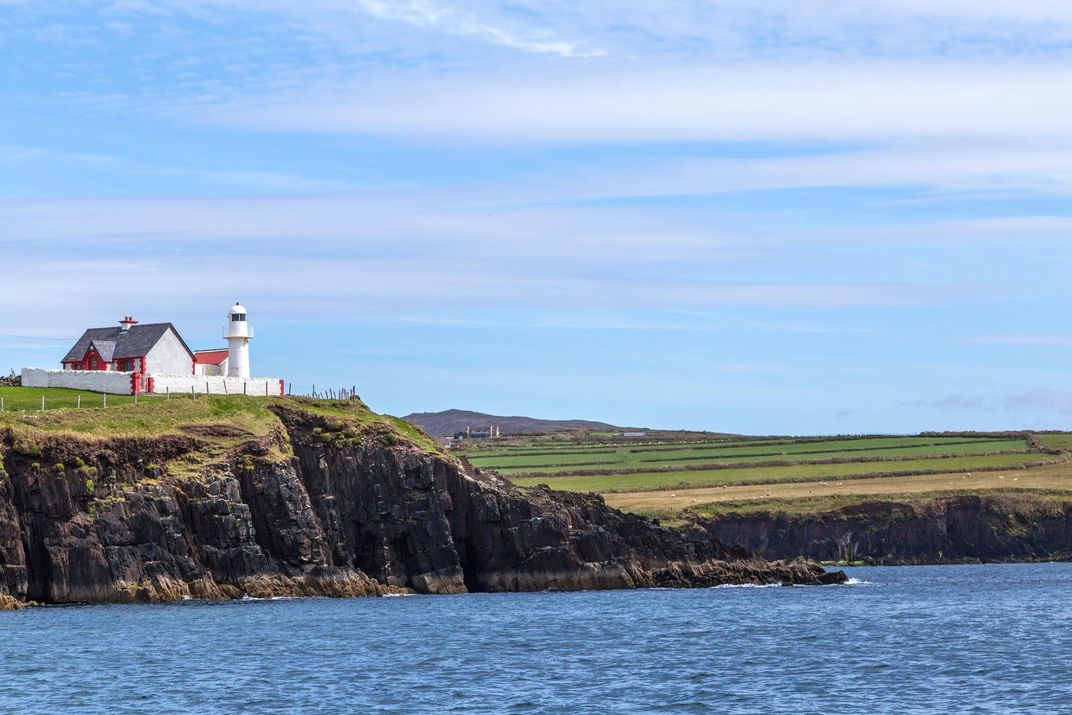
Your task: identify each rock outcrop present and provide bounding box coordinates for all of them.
[699,495,1072,564]
[0,399,844,608]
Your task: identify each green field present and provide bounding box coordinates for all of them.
[470,438,1029,475]
[458,430,1066,494]
[507,453,1055,492]
[1035,433,1072,451]
[0,386,139,412]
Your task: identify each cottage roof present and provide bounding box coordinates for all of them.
[62,323,194,363]
[88,340,116,362]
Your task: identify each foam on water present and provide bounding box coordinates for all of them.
[711,582,783,589]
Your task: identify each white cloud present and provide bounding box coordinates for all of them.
[0,191,973,340]
[131,0,1072,59]
[190,61,1072,147]
[350,0,602,57]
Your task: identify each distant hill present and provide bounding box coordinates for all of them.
[402,409,628,436]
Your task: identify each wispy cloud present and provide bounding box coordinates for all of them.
[0,143,354,194]
[906,390,1072,415]
[0,190,974,340]
[191,61,1072,145]
[350,0,603,57]
[967,335,1072,346]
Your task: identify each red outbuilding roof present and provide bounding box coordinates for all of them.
[193,349,229,365]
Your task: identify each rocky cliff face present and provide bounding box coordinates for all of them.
[0,401,843,607]
[700,495,1072,564]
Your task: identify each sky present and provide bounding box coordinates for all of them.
[3,1,1072,434]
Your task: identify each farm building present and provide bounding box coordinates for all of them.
[23,303,282,396]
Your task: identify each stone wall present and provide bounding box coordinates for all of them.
[20,369,283,397]
[21,368,133,395]
[150,374,283,397]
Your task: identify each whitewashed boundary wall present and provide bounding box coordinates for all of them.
[148,374,283,397]
[20,369,283,397]
[21,368,133,395]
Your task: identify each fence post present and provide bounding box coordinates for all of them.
[191,385,196,400]
[166,387,170,401]
[244,382,247,396]
[103,393,107,408]
[77,395,81,409]
[134,392,138,405]
[1,397,4,411]
[41,395,45,412]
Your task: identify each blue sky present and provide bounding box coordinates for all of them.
[3,1,1072,433]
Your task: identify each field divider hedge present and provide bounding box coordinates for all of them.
[503,449,1046,478]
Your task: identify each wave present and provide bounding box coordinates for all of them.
[711,582,783,589]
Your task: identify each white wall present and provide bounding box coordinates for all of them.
[21,368,283,398]
[21,368,134,394]
[150,374,283,397]
[146,328,194,375]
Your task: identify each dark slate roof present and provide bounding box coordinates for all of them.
[62,323,194,363]
[88,340,116,362]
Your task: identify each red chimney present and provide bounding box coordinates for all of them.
[120,316,138,331]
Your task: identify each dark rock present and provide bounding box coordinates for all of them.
[699,495,1072,564]
[0,407,844,608]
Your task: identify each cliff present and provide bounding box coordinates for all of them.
[699,494,1072,564]
[0,396,843,608]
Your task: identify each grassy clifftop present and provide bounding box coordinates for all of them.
[0,388,443,479]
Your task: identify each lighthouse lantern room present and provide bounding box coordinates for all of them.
[224,302,253,379]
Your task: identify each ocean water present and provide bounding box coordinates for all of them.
[2,563,1071,713]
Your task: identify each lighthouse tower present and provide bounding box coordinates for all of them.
[224,302,252,378]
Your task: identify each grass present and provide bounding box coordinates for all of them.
[0,388,444,480]
[457,428,1072,524]
[625,488,1072,524]
[686,489,1072,518]
[0,386,138,412]
[475,438,1030,475]
[603,461,1072,516]
[508,452,1056,492]
[1035,433,1072,452]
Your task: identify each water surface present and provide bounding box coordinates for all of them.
[2,563,1070,713]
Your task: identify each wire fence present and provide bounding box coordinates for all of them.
[0,383,363,412]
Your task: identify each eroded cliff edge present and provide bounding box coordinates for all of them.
[0,397,843,608]
[699,494,1072,565]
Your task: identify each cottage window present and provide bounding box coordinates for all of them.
[90,357,98,369]
[232,314,246,321]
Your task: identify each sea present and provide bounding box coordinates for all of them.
[1,563,1070,713]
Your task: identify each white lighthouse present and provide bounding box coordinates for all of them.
[224,302,252,378]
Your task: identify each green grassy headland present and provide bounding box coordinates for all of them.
[456,428,1072,521]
